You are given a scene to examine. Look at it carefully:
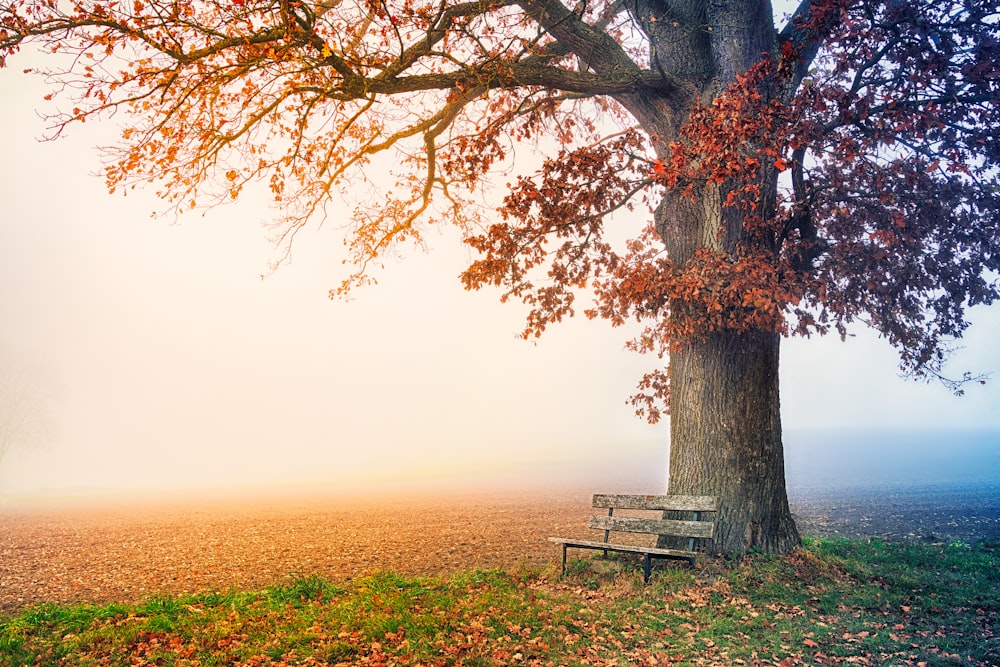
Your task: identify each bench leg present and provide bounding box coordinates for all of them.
[561,544,567,576]
[688,511,702,553]
[643,553,652,584]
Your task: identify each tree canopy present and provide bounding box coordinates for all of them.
[2,1,996,414]
[3,0,998,552]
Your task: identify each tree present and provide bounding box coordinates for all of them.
[0,356,50,474]
[2,0,997,553]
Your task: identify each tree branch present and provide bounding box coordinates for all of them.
[515,0,653,83]
[778,0,845,96]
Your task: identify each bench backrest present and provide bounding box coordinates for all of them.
[589,494,717,547]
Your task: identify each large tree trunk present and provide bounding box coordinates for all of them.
[619,0,800,555]
[667,329,801,554]
[641,151,801,554]
[650,179,801,555]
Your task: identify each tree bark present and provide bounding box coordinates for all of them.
[666,330,801,554]
[616,0,802,556]
[648,171,801,554]
[647,150,801,555]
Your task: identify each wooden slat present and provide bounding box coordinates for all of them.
[588,515,715,539]
[547,537,697,560]
[592,494,717,512]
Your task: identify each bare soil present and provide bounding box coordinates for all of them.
[789,483,1000,544]
[2,487,998,616]
[0,491,593,615]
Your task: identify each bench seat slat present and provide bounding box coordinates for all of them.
[548,537,697,560]
[588,515,715,539]
[592,494,717,512]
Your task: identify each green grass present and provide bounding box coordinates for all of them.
[2,538,997,666]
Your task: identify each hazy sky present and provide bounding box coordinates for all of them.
[1,35,998,502]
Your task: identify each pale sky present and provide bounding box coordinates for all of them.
[1,39,998,503]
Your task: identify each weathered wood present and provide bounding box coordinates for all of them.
[549,493,718,583]
[591,494,718,512]
[547,537,697,560]
[588,515,715,539]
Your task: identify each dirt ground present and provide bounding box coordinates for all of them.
[0,491,593,615]
[2,488,998,615]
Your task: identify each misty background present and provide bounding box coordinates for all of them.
[1,47,998,506]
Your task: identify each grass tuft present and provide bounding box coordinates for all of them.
[266,573,344,606]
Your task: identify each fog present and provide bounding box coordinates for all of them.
[1,51,998,506]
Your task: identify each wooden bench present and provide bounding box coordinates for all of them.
[549,494,717,583]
